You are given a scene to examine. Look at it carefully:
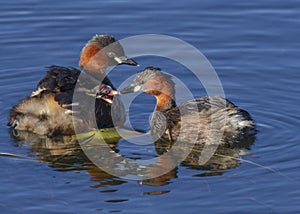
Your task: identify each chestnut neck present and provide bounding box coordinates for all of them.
[146,76,177,112]
[154,93,177,112]
[79,44,108,80]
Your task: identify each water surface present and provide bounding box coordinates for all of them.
[1,0,300,213]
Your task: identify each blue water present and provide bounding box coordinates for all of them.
[1,0,300,213]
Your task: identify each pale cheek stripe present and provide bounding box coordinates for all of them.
[134,85,141,92]
[114,57,123,64]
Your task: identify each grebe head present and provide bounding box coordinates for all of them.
[121,67,176,110]
[79,34,138,75]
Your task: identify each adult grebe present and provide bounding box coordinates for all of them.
[8,35,138,136]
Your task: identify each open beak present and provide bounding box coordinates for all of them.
[114,56,139,66]
[96,84,120,104]
[96,89,119,98]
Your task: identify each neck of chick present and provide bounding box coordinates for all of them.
[147,76,177,141]
[146,75,176,112]
[79,44,108,81]
[155,92,176,112]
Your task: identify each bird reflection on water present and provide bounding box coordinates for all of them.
[9,128,255,192]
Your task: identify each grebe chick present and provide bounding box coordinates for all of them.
[105,67,256,146]
[8,35,138,136]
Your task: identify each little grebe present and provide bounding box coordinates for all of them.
[100,67,256,146]
[8,35,138,136]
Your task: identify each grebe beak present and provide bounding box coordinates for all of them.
[120,84,142,94]
[114,56,139,66]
